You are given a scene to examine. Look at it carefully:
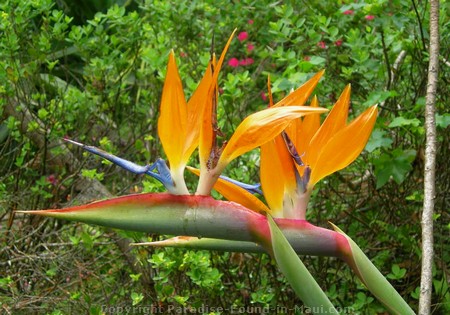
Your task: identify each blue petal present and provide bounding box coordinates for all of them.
[219,174,262,195]
[65,139,175,191]
[148,158,173,187]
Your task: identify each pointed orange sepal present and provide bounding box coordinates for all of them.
[199,30,237,169]
[260,136,297,216]
[158,51,188,170]
[274,70,325,107]
[309,105,378,186]
[218,106,328,169]
[183,60,214,163]
[308,84,351,164]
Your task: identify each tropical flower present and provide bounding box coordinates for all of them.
[66,31,327,198]
[264,85,377,218]
[365,15,375,21]
[209,73,378,219]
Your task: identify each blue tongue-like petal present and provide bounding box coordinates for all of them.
[64,139,175,192]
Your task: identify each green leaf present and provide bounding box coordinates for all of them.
[387,264,406,280]
[373,149,416,188]
[131,292,144,305]
[309,56,326,65]
[331,224,415,314]
[388,117,421,128]
[365,129,393,152]
[37,108,49,119]
[267,215,338,313]
[363,90,397,106]
[436,113,450,129]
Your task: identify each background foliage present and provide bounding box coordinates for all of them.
[0,0,448,313]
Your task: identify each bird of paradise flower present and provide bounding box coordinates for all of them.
[18,31,414,314]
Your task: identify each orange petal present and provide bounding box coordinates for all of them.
[183,60,214,163]
[218,106,328,168]
[199,30,237,168]
[300,95,321,150]
[274,70,325,107]
[260,137,296,215]
[309,84,351,164]
[158,51,187,170]
[187,167,269,213]
[309,105,378,187]
[286,96,322,176]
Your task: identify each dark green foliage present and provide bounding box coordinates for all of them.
[1,0,448,313]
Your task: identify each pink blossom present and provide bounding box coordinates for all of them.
[317,41,326,49]
[239,58,254,66]
[343,10,354,15]
[228,58,239,67]
[246,57,254,65]
[248,19,254,25]
[47,174,58,186]
[247,43,255,53]
[365,15,375,21]
[335,39,343,47]
[237,31,248,42]
[261,92,268,101]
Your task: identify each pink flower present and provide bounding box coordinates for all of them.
[239,58,254,66]
[237,31,248,42]
[365,15,375,21]
[180,51,188,58]
[261,92,268,101]
[247,43,255,53]
[343,10,354,15]
[47,174,58,186]
[228,58,239,67]
[317,41,326,49]
[248,19,254,25]
[335,39,343,47]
